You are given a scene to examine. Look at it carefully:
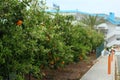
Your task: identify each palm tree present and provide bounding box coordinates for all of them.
[81,15,105,29]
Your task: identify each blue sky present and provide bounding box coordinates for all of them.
[46,0,120,17]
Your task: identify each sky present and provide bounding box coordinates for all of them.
[46,0,120,17]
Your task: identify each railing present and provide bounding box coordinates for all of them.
[96,43,104,58]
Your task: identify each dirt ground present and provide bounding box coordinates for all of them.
[42,53,97,80]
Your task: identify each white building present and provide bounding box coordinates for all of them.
[106,25,120,47]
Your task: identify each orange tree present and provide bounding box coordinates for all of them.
[0,0,104,79]
[0,0,41,79]
[29,3,104,78]
[0,0,74,79]
[32,13,75,69]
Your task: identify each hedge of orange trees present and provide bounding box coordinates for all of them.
[0,0,104,79]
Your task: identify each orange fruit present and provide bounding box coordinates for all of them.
[50,61,54,65]
[79,56,83,60]
[16,20,22,26]
[62,61,64,64]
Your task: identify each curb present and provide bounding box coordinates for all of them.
[115,56,119,80]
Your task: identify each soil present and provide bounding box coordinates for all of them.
[42,53,97,80]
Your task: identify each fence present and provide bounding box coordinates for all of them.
[96,43,104,58]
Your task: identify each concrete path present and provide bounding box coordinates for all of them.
[116,55,120,80]
[80,55,115,80]
[115,51,120,80]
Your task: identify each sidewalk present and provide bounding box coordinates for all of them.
[80,55,115,80]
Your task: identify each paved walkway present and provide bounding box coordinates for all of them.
[80,55,115,80]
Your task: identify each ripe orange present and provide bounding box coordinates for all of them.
[16,20,22,26]
[62,61,64,64]
[50,61,54,65]
[79,56,83,60]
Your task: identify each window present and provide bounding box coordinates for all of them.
[116,38,120,40]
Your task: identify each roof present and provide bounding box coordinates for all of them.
[107,40,120,47]
[46,10,120,25]
[106,29,120,39]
